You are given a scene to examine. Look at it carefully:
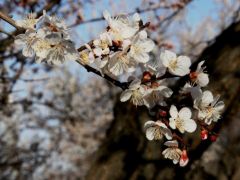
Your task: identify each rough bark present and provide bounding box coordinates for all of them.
[85,21,240,180]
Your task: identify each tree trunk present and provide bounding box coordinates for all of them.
[85,21,240,180]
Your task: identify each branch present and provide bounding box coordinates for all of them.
[0,11,21,30]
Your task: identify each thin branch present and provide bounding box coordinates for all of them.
[68,2,190,28]
[0,11,21,30]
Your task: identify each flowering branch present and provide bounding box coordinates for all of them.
[0,8,225,167]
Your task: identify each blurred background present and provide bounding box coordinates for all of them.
[0,0,239,179]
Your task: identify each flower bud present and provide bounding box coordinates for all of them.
[180,149,189,167]
[201,129,208,140]
[159,110,167,117]
[142,71,152,82]
[189,71,198,80]
[210,135,218,142]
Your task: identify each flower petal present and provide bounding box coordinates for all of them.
[201,90,214,107]
[179,107,192,120]
[120,90,132,102]
[160,50,176,68]
[197,73,209,87]
[169,105,178,119]
[184,119,197,133]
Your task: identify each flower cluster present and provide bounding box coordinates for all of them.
[15,11,79,65]
[138,51,224,166]
[120,50,224,166]
[15,11,225,167]
[79,11,155,76]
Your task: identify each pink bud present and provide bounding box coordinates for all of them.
[159,110,167,117]
[180,150,189,167]
[142,71,152,82]
[210,135,218,142]
[201,130,208,140]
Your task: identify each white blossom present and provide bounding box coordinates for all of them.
[93,32,112,57]
[180,82,202,99]
[162,140,182,164]
[79,44,95,65]
[143,81,173,108]
[128,31,155,63]
[144,120,173,140]
[38,11,69,39]
[108,41,136,75]
[37,34,78,65]
[16,13,38,29]
[103,10,140,41]
[194,90,224,125]
[190,61,209,87]
[160,50,191,76]
[169,105,197,133]
[15,30,37,57]
[120,79,146,106]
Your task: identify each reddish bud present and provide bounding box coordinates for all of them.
[150,81,159,88]
[201,129,208,140]
[159,110,167,117]
[210,135,218,142]
[180,150,189,167]
[189,72,198,80]
[142,71,152,82]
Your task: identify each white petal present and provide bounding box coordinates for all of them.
[132,13,140,22]
[108,58,123,76]
[103,10,111,21]
[164,140,178,147]
[201,91,214,106]
[179,107,192,120]
[169,119,176,130]
[93,48,103,57]
[139,30,147,39]
[173,159,179,164]
[160,50,176,68]
[170,66,190,76]
[145,128,155,140]
[22,47,34,57]
[164,130,173,140]
[129,79,141,90]
[141,39,155,52]
[134,53,149,63]
[120,90,132,102]
[169,105,178,119]
[215,101,224,111]
[177,56,191,69]
[197,73,209,87]
[184,119,197,133]
[198,110,207,120]
[160,87,173,98]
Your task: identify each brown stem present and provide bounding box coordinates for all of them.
[0,11,21,30]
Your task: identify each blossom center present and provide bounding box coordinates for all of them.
[169,59,177,70]
[175,117,184,132]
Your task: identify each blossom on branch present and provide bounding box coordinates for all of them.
[169,105,197,133]
[144,120,173,140]
[162,140,182,164]
[190,61,209,87]
[194,90,224,125]
[120,79,146,106]
[160,50,191,76]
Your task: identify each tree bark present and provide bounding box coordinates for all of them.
[85,21,240,180]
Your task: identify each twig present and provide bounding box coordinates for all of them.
[0,11,21,30]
